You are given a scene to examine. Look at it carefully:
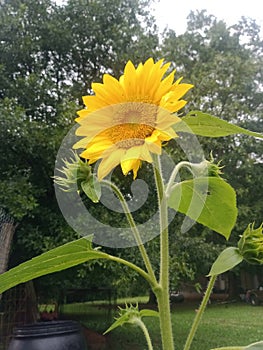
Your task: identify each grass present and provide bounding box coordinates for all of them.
[61,301,263,350]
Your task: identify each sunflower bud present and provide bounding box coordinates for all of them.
[238,223,263,265]
[190,154,224,178]
[54,152,92,192]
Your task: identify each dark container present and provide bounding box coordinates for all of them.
[7,320,88,350]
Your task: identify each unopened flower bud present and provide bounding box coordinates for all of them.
[54,152,92,192]
[190,153,223,178]
[238,223,263,265]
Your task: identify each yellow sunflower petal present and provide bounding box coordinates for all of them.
[121,60,137,97]
[73,136,90,149]
[146,140,162,155]
[91,82,121,105]
[97,148,125,180]
[80,139,113,160]
[121,158,141,179]
[122,144,153,164]
[103,74,125,102]
[160,97,187,113]
[82,95,107,110]
[75,108,90,123]
[170,83,194,99]
[154,70,175,102]
[131,160,141,179]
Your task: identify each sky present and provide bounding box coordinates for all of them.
[151,0,263,36]
[55,0,263,37]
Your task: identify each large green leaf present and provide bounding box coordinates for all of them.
[0,236,110,294]
[174,111,263,138]
[167,177,237,239]
[208,247,243,276]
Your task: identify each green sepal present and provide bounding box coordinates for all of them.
[104,304,159,335]
[208,247,243,276]
[174,111,263,139]
[211,341,263,350]
[139,309,159,318]
[167,177,237,239]
[103,312,131,335]
[0,236,111,294]
[81,175,101,203]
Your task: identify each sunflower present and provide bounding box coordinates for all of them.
[73,58,193,180]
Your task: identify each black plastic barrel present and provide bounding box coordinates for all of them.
[8,320,88,350]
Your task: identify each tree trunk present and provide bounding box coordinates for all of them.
[0,222,16,274]
[0,221,17,301]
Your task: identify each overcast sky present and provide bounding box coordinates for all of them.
[151,0,263,35]
[55,0,263,36]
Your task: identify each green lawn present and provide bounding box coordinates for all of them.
[61,302,263,350]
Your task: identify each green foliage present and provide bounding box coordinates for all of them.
[208,247,243,276]
[175,111,263,139]
[0,235,153,295]
[1,1,262,297]
[0,236,109,294]
[88,304,262,349]
[168,177,237,239]
[162,9,263,283]
[0,0,158,292]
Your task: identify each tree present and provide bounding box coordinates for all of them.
[160,10,263,289]
[0,0,159,295]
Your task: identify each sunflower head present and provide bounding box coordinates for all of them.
[74,58,193,180]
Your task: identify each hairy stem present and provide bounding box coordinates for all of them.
[107,255,154,286]
[134,317,154,350]
[101,180,157,287]
[183,275,217,350]
[153,154,174,350]
[165,161,193,197]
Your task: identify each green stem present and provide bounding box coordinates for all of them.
[101,180,157,287]
[134,317,154,350]
[183,275,217,350]
[153,154,174,350]
[165,161,193,197]
[107,255,154,286]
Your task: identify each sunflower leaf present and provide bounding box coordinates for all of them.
[208,247,243,276]
[167,177,237,239]
[174,111,263,138]
[81,175,101,203]
[0,236,110,294]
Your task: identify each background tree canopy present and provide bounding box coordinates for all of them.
[0,0,262,297]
